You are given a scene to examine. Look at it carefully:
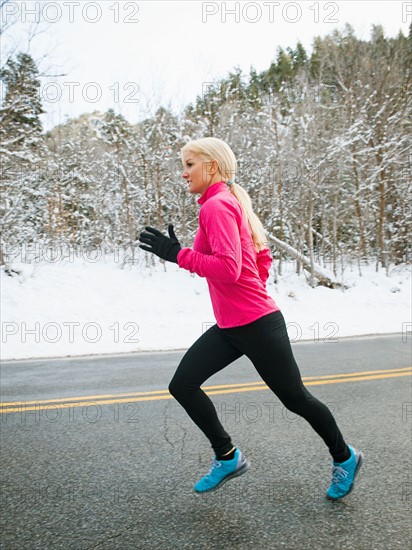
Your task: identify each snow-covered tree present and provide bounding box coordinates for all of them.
[0,52,47,266]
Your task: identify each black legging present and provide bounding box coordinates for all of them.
[168,310,350,463]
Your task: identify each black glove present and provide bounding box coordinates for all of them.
[138,224,182,263]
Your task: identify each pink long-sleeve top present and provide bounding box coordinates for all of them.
[177,181,280,328]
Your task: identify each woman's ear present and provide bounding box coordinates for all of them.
[210,159,219,175]
[204,159,219,177]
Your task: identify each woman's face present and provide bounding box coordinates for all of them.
[181,150,221,196]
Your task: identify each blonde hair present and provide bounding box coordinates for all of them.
[181,137,268,253]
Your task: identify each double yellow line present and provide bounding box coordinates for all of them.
[0,367,410,414]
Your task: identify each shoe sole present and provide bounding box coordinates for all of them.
[194,460,250,494]
[326,451,364,501]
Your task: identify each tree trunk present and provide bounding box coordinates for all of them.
[267,231,347,289]
[307,188,316,287]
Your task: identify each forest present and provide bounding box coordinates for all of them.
[1,23,411,284]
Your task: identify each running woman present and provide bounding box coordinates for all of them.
[138,137,363,500]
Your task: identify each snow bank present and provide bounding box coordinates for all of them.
[1,256,410,360]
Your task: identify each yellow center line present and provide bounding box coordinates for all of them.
[0,367,410,413]
[1,367,410,404]
[206,371,412,396]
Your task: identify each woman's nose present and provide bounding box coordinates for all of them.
[182,173,188,179]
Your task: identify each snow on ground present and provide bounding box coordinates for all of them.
[1,254,411,360]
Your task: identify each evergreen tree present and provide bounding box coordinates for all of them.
[0,52,46,267]
[0,52,44,149]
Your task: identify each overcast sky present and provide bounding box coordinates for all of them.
[2,0,410,130]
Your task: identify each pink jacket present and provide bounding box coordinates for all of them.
[177,181,280,328]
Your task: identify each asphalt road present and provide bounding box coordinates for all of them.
[1,334,411,550]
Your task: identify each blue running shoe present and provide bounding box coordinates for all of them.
[326,445,364,501]
[194,448,250,493]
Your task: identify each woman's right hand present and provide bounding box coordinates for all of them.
[138,224,182,263]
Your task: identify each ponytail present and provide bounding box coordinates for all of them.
[228,181,269,253]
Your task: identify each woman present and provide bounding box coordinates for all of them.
[138,137,363,500]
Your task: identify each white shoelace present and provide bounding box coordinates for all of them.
[331,465,348,484]
[204,459,223,478]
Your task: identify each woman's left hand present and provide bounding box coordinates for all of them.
[138,224,182,263]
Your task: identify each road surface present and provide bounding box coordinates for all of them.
[1,334,411,549]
